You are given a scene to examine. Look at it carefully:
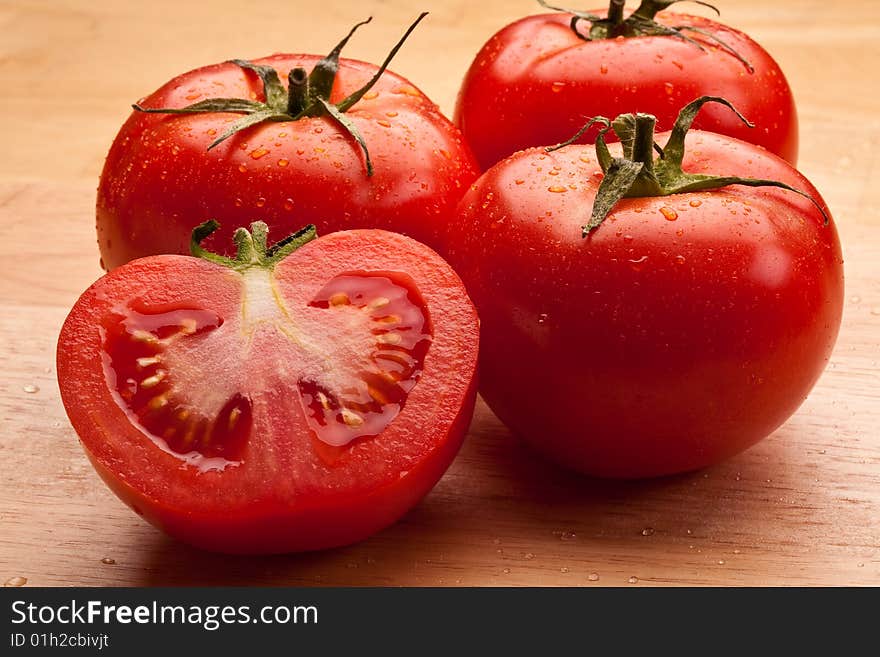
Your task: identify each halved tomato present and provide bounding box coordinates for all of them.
[57,223,479,553]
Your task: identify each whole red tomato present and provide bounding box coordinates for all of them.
[455,0,798,170]
[447,97,842,478]
[58,223,479,553]
[97,15,478,270]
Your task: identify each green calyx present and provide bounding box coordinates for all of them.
[190,220,317,271]
[537,0,753,71]
[133,13,429,176]
[545,96,829,237]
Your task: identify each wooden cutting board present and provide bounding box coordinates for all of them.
[1,0,877,586]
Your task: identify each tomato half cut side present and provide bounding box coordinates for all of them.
[102,306,254,468]
[300,272,432,451]
[58,228,479,553]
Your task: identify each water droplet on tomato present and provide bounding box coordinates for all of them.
[674,255,686,265]
[628,576,639,584]
[393,85,420,97]
[628,255,648,271]
[524,552,535,560]
[718,560,726,565]
[588,572,600,581]
[377,119,392,128]
[514,179,524,185]
[255,197,266,208]
[660,206,678,221]
[362,90,379,100]
[641,527,655,536]
[283,198,295,211]
[502,568,511,574]
[871,307,880,316]
[538,313,548,324]
[551,81,565,93]
[623,234,634,243]
[22,384,39,394]
[101,557,116,565]
[277,158,289,168]
[560,567,569,573]
[238,164,247,173]
[689,199,702,208]
[4,576,27,587]
[547,185,567,193]
[599,64,608,74]
[250,148,269,160]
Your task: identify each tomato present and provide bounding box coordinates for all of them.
[446,98,842,478]
[455,0,798,170]
[57,223,479,553]
[97,16,478,270]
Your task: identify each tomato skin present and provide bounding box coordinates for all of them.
[455,12,798,170]
[446,131,842,478]
[58,230,479,553]
[97,55,479,270]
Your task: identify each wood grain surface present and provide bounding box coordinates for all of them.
[1,0,878,587]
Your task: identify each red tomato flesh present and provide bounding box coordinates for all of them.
[58,230,479,553]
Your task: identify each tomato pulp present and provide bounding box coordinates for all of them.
[58,227,479,552]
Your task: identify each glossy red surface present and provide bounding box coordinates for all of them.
[97,55,479,269]
[455,12,798,170]
[447,131,842,478]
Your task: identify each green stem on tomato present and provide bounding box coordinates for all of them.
[132,13,429,176]
[190,220,317,271]
[287,67,310,116]
[535,0,751,70]
[545,96,829,237]
[607,0,626,33]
